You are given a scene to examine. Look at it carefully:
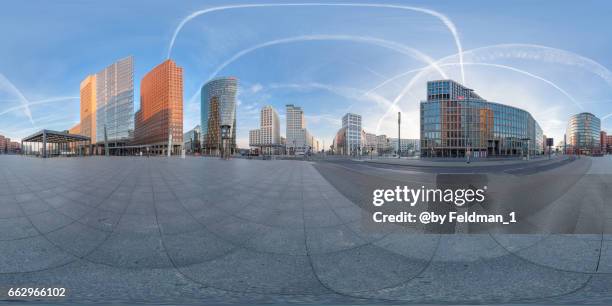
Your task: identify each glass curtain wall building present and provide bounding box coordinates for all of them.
[95,56,134,152]
[342,113,362,156]
[421,80,543,158]
[201,77,238,155]
[566,112,601,155]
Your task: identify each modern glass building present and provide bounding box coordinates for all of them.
[566,112,601,155]
[201,77,238,155]
[421,80,543,158]
[342,113,362,156]
[95,56,134,150]
[183,125,201,154]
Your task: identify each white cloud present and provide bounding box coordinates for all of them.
[250,83,263,93]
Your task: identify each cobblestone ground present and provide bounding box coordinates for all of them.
[0,155,611,304]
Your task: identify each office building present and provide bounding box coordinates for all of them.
[376,134,392,155]
[421,79,543,158]
[389,138,420,156]
[8,141,20,153]
[95,56,135,153]
[342,113,362,156]
[363,132,377,155]
[0,135,7,154]
[133,59,183,155]
[285,104,317,154]
[80,75,97,142]
[69,124,81,135]
[201,77,238,155]
[184,125,201,154]
[0,134,21,154]
[249,105,281,154]
[566,112,601,155]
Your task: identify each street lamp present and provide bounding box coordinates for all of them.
[220,124,231,160]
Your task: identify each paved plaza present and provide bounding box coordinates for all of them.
[0,155,612,304]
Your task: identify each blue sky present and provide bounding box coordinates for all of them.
[1,0,611,147]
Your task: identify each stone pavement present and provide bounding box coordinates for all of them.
[0,155,611,304]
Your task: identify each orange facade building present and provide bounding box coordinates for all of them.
[69,123,81,135]
[79,75,97,141]
[134,59,183,155]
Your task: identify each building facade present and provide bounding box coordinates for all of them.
[285,104,317,154]
[69,124,81,135]
[376,135,392,155]
[0,135,7,154]
[566,112,601,155]
[95,56,134,152]
[389,138,420,156]
[201,77,238,155]
[421,80,543,158]
[249,105,281,154]
[0,135,20,154]
[133,59,183,155]
[80,75,97,142]
[183,125,201,154]
[342,113,362,156]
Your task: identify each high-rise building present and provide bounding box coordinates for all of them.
[201,77,238,155]
[286,104,305,154]
[601,131,607,154]
[285,104,317,154]
[80,75,97,142]
[96,56,134,151]
[342,113,362,156]
[249,105,281,155]
[566,112,601,155]
[133,59,183,155]
[249,129,261,149]
[606,134,612,154]
[421,79,543,158]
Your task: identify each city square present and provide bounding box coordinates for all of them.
[1,155,612,304]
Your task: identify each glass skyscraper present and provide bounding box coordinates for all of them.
[95,56,134,146]
[421,80,543,158]
[566,112,601,155]
[201,77,238,155]
[342,113,362,156]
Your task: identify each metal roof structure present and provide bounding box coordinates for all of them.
[22,129,90,143]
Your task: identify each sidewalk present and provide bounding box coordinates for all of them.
[357,155,569,167]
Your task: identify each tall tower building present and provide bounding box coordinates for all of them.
[285,104,317,154]
[201,77,238,155]
[95,56,134,149]
[286,104,305,154]
[261,105,280,146]
[134,59,183,155]
[79,75,97,143]
[342,113,362,156]
[249,105,281,154]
